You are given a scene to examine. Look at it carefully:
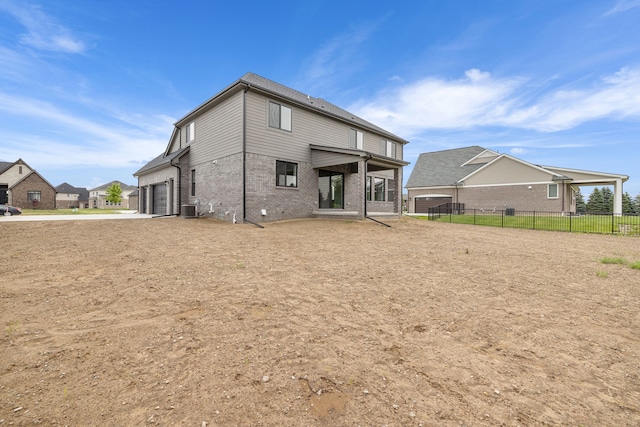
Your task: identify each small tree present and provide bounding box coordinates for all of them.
[634,194,640,214]
[105,182,123,206]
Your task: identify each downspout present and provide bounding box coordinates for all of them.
[241,84,264,228]
[169,125,182,217]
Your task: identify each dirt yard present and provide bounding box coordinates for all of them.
[1,216,639,426]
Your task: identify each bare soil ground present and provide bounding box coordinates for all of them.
[1,217,639,426]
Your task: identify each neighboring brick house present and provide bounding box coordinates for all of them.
[406,146,629,215]
[134,72,409,223]
[55,183,89,208]
[0,159,56,209]
[88,181,137,209]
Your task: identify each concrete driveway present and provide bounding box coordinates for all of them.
[0,213,156,222]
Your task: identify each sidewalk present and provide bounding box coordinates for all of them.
[0,213,156,222]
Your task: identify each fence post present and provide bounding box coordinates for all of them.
[502,209,504,228]
[569,211,572,233]
[533,211,536,230]
[612,212,615,234]
[474,208,476,224]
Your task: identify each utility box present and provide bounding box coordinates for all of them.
[181,204,197,218]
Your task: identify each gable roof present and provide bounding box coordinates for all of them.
[10,170,56,190]
[177,72,409,144]
[89,180,137,192]
[133,145,190,176]
[407,146,630,189]
[406,146,487,188]
[55,183,90,199]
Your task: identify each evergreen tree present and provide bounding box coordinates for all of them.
[601,187,614,213]
[575,188,586,213]
[586,187,604,213]
[622,192,634,214]
[633,193,640,214]
[106,182,123,206]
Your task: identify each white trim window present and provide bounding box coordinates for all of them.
[381,139,396,158]
[548,183,558,199]
[186,122,195,143]
[269,101,292,131]
[349,129,363,150]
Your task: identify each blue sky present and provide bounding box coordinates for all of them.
[0,0,639,197]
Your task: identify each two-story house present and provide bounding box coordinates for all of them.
[134,72,409,223]
[55,183,90,209]
[0,159,56,209]
[88,181,137,209]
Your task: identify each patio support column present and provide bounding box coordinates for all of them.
[613,178,623,215]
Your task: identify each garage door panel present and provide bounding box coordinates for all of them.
[153,184,167,215]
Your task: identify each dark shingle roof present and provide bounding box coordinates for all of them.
[0,161,12,174]
[178,72,408,144]
[133,146,190,176]
[55,183,89,200]
[406,146,488,188]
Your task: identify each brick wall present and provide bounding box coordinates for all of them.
[11,174,56,209]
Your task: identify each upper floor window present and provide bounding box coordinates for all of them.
[276,160,297,187]
[269,102,292,131]
[349,129,363,150]
[186,122,195,143]
[19,166,23,174]
[381,140,396,158]
[548,183,558,199]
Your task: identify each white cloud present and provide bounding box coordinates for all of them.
[297,18,385,93]
[604,0,640,16]
[0,92,169,168]
[0,1,86,53]
[350,69,521,136]
[510,147,529,155]
[351,66,640,136]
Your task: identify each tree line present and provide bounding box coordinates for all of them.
[575,187,640,214]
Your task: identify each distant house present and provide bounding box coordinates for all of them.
[134,72,409,223]
[55,183,89,208]
[88,181,137,209]
[0,159,56,209]
[406,146,629,215]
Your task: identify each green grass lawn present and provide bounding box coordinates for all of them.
[427,212,640,235]
[20,208,132,216]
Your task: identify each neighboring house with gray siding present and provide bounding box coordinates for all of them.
[134,72,409,223]
[406,146,629,215]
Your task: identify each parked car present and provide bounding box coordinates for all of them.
[0,205,22,216]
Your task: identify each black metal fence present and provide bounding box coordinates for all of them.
[426,207,640,235]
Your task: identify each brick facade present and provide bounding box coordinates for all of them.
[11,173,56,209]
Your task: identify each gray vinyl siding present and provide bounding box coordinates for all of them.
[245,91,403,162]
[183,92,243,165]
